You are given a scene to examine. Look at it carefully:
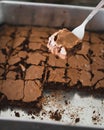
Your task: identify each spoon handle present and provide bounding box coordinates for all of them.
[83,0,104,26]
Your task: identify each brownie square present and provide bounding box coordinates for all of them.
[13,37,26,49]
[68,55,91,71]
[1,79,24,100]
[0,36,12,49]
[47,54,67,68]
[26,52,46,65]
[47,68,66,83]
[23,80,42,102]
[25,65,44,80]
[28,42,42,50]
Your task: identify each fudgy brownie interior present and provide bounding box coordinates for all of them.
[0,24,104,104]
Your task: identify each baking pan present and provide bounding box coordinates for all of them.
[0,1,104,130]
[1,0,104,31]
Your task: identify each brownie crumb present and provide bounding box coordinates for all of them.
[31,116,35,119]
[14,111,20,117]
[93,110,96,114]
[65,100,68,105]
[75,118,80,123]
[49,110,62,121]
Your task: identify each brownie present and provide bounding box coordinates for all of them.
[18,51,28,59]
[67,55,91,71]
[0,24,104,106]
[67,68,80,86]
[28,42,42,50]
[0,36,12,49]
[26,52,46,65]
[77,41,90,56]
[67,68,91,87]
[0,79,24,100]
[47,54,67,68]
[47,68,66,83]
[0,79,42,102]
[90,32,102,44]
[25,65,44,80]
[47,28,82,59]
[13,37,26,49]
[6,71,17,80]
[23,80,42,102]
[8,55,21,65]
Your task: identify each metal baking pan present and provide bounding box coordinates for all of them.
[0,1,104,130]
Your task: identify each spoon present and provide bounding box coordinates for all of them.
[72,0,104,40]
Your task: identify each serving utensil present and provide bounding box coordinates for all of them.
[72,0,104,39]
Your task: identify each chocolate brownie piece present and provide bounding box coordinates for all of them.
[91,70,104,87]
[47,54,67,68]
[26,52,46,65]
[67,55,90,71]
[0,36,12,49]
[91,57,104,70]
[28,42,42,50]
[47,68,66,83]
[23,80,42,102]
[1,79,24,100]
[25,65,44,80]
[67,68,80,86]
[90,32,102,44]
[90,36,104,88]
[47,28,82,59]
[79,70,91,87]
[67,68,91,87]
[6,71,17,80]
[18,51,28,59]
[77,41,90,56]
[29,35,43,43]
[95,79,104,89]
[8,54,21,65]
[13,37,26,49]
[29,28,51,49]
[90,43,104,57]
[0,79,42,102]
[31,27,49,37]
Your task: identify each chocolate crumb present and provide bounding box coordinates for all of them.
[14,111,20,117]
[65,100,68,105]
[42,112,46,116]
[31,116,35,119]
[50,110,62,121]
[93,110,96,114]
[92,117,97,121]
[75,118,80,123]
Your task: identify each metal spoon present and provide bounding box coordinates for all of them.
[72,0,104,40]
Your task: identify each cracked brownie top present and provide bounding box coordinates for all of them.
[0,24,104,103]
